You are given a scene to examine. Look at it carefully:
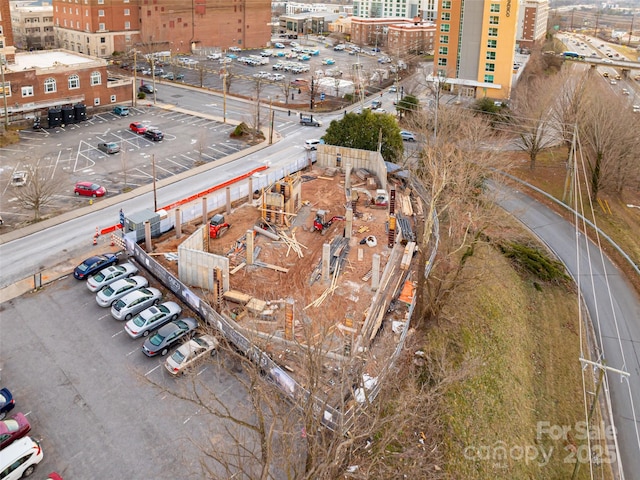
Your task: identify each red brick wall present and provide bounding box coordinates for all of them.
[1,0,15,49]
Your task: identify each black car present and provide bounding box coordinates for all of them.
[144,128,164,142]
[142,318,198,357]
[0,388,15,420]
[73,253,118,280]
[139,84,154,94]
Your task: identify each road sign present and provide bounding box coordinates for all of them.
[119,209,125,227]
[320,92,325,101]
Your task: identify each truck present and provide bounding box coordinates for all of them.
[300,115,322,127]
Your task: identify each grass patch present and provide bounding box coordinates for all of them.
[0,129,20,147]
[420,242,608,479]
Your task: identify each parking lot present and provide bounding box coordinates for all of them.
[0,258,250,478]
[0,106,250,227]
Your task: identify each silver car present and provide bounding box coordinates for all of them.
[86,263,139,293]
[95,276,148,307]
[111,287,162,321]
[124,301,182,338]
[164,334,218,375]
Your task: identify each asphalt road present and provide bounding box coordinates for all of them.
[495,183,640,479]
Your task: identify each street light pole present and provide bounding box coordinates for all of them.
[0,55,8,128]
[152,154,158,212]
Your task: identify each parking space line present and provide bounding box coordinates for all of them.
[133,168,153,178]
[180,153,196,162]
[165,158,190,170]
[145,365,161,376]
[154,164,173,175]
[50,150,63,178]
[206,146,228,156]
[126,348,139,357]
[98,313,111,320]
[199,152,215,160]
[111,330,125,338]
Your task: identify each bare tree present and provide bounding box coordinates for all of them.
[14,162,58,222]
[578,82,640,200]
[411,107,507,325]
[549,69,590,151]
[511,76,559,170]
[279,80,293,105]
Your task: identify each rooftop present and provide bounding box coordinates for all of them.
[10,50,102,72]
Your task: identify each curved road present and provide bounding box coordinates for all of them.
[495,183,640,479]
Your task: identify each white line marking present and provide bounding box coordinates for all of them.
[145,365,161,376]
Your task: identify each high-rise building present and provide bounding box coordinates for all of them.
[433,0,519,100]
[353,0,435,20]
[52,0,271,58]
[516,0,548,49]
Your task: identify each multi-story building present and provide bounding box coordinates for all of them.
[10,4,56,50]
[0,49,132,123]
[52,0,271,58]
[353,0,437,20]
[433,0,519,100]
[351,17,435,54]
[516,0,548,49]
[1,0,17,62]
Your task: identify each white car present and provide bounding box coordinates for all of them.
[111,287,162,321]
[124,301,183,338]
[270,73,285,81]
[0,436,43,480]
[164,334,219,375]
[96,275,148,307]
[206,53,221,60]
[229,46,241,52]
[86,262,139,292]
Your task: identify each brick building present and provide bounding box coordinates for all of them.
[516,0,549,49]
[351,17,435,54]
[10,4,56,51]
[1,0,17,62]
[1,50,132,123]
[52,0,272,58]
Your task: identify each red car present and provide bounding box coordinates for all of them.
[74,182,107,198]
[129,122,147,134]
[0,412,31,449]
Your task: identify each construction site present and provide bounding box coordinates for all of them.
[143,145,428,422]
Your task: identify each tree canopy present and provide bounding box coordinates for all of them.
[322,110,404,162]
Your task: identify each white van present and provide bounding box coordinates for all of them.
[0,436,43,480]
[304,139,322,150]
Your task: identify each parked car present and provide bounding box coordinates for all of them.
[161,72,185,81]
[270,73,285,81]
[86,263,139,293]
[142,318,199,357]
[96,275,148,307]
[400,130,416,142]
[74,182,107,198]
[0,436,43,480]
[164,334,218,375]
[73,253,118,280]
[113,106,129,116]
[389,85,397,92]
[111,287,162,321]
[129,122,147,134]
[322,58,335,65]
[206,53,222,60]
[274,43,285,49]
[0,388,15,420]
[139,84,154,94]
[124,301,182,338]
[0,413,31,450]
[10,171,27,187]
[144,128,164,141]
[229,46,241,52]
[97,142,120,154]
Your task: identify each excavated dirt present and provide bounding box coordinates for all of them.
[149,166,405,379]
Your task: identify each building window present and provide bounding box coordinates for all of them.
[489,15,499,25]
[98,0,104,3]
[484,75,494,83]
[487,39,497,48]
[85,22,89,30]
[439,35,449,44]
[441,12,450,21]
[437,58,447,66]
[0,82,11,98]
[94,97,100,106]
[68,74,80,89]
[124,21,130,30]
[486,51,496,60]
[442,0,451,8]
[99,23,105,30]
[111,95,116,103]
[488,28,498,37]
[440,24,450,32]
[98,9,104,16]
[124,8,130,15]
[438,46,448,55]
[22,86,34,97]
[85,10,88,16]
[490,3,500,13]
[44,77,56,93]
[485,63,495,72]
[91,71,101,86]
[100,37,106,43]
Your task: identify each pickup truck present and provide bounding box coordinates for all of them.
[300,115,322,127]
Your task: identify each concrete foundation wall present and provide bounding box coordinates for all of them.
[178,225,230,292]
[316,145,387,191]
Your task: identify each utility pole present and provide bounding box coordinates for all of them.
[222,52,228,123]
[152,154,158,212]
[629,15,634,47]
[133,50,138,107]
[0,55,8,128]
[150,56,157,105]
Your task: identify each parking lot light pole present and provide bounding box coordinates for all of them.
[0,55,8,128]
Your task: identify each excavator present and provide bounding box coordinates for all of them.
[209,213,231,239]
[313,210,345,235]
[352,188,389,209]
